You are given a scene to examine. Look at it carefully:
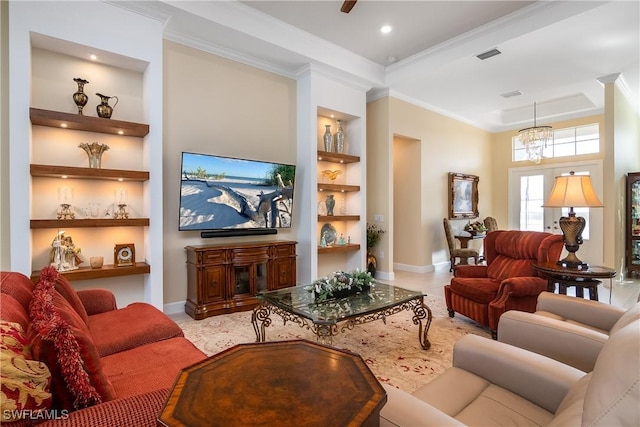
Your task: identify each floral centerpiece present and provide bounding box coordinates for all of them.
[306,269,373,302]
[464,221,487,235]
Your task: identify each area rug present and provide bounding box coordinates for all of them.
[175,295,490,393]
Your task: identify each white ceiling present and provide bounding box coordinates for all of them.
[111,0,639,132]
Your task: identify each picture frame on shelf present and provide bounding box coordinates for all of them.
[448,172,479,219]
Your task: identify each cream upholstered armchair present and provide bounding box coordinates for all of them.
[498,291,640,372]
[380,317,640,426]
[443,218,479,272]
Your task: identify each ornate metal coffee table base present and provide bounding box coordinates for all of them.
[252,297,433,350]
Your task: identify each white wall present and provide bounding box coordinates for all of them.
[7,1,163,308]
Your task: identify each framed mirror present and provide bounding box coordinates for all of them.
[448,173,479,219]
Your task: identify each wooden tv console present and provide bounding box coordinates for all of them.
[185,240,297,320]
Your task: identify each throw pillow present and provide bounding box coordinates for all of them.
[0,321,52,422]
[53,273,89,325]
[29,267,115,411]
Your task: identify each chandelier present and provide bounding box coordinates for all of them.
[518,102,552,164]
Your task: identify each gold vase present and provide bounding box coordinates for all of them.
[72,78,89,115]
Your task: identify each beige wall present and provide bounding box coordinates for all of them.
[367,96,493,274]
[162,41,297,305]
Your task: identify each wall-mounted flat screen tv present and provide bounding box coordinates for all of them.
[179,152,296,236]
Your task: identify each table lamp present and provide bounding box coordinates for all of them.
[542,171,603,268]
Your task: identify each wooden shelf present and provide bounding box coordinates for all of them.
[318,183,360,192]
[317,151,360,164]
[30,108,149,137]
[31,262,150,282]
[30,218,150,229]
[31,164,149,181]
[318,215,360,221]
[318,243,361,254]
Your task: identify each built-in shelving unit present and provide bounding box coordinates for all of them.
[318,215,360,222]
[316,119,363,263]
[31,164,149,181]
[30,108,149,137]
[30,219,150,229]
[31,262,150,282]
[29,108,150,281]
[317,243,361,254]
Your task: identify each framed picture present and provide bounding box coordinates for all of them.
[448,173,479,219]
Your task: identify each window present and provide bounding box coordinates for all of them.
[513,124,599,162]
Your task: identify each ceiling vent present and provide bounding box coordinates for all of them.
[476,48,501,60]
[500,90,522,98]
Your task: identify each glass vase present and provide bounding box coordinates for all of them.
[323,125,333,152]
[79,142,109,168]
[334,120,345,154]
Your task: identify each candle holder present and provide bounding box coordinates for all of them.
[57,203,75,220]
[114,203,129,219]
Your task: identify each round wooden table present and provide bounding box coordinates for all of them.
[533,261,616,301]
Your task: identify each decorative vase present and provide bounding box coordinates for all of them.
[318,201,327,216]
[367,252,377,277]
[96,93,119,119]
[323,125,333,152]
[72,78,89,115]
[79,142,109,168]
[325,194,335,216]
[334,120,345,154]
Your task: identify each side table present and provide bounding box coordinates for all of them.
[533,261,616,302]
[158,340,387,427]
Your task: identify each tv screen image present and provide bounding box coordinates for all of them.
[179,152,296,231]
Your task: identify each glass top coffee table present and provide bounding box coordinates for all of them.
[252,282,433,350]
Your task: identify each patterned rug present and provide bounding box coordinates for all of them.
[175,294,490,393]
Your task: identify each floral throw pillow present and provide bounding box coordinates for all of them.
[0,321,52,422]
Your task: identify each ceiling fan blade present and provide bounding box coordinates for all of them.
[341,0,357,14]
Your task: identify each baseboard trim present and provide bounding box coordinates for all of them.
[374,270,395,281]
[163,300,186,315]
[393,263,435,274]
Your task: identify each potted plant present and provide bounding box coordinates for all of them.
[366,223,386,276]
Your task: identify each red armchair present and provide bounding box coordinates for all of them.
[445,230,564,339]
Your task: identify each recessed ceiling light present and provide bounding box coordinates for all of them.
[89,54,97,61]
[380,25,392,34]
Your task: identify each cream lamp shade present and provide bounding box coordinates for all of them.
[543,171,603,268]
[542,173,603,208]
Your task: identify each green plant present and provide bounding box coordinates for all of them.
[306,269,373,302]
[367,223,386,250]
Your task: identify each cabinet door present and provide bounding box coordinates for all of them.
[232,263,267,297]
[272,258,295,290]
[203,265,226,303]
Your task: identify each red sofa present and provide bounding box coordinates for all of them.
[1,269,206,426]
[444,230,564,339]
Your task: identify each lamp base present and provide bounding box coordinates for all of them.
[556,258,588,269]
[557,209,588,269]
